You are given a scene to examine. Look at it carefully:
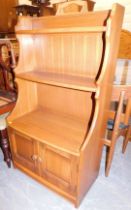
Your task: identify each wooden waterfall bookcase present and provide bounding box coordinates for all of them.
[7,4,124,207]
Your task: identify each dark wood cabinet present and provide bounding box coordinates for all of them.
[0,0,18,33]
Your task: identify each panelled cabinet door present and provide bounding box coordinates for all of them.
[38,143,78,195]
[9,129,37,173]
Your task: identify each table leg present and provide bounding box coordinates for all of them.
[0,128,11,167]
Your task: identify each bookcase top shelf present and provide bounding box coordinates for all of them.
[16,26,106,34]
[16,71,97,92]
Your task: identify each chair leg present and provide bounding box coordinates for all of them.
[0,128,11,167]
[105,138,117,177]
[122,126,131,153]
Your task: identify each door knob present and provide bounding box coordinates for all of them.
[38,157,42,163]
[31,154,38,161]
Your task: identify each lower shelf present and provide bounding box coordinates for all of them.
[9,108,88,155]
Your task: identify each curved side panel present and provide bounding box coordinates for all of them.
[7,78,38,123]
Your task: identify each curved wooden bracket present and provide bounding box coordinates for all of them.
[56,0,88,15]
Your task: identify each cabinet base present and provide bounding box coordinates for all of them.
[12,160,78,207]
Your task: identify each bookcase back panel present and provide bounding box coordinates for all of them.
[31,33,102,79]
[37,83,93,121]
[17,35,36,73]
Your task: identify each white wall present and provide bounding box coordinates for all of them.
[94,0,131,31]
[18,0,31,5]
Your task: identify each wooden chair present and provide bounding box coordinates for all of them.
[103,85,131,177]
[0,40,17,167]
[0,40,17,93]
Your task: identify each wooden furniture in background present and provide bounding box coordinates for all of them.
[0,39,17,92]
[0,39,17,167]
[86,0,95,11]
[14,4,41,16]
[103,85,131,177]
[0,0,18,33]
[14,4,55,17]
[105,29,131,176]
[117,29,131,140]
[7,4,124,207]
[118,29,131,60]
[0,96,16,167]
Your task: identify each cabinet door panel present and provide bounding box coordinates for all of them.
[45,147,71,182]
[39,144,78,194]
[10,129,37,172]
